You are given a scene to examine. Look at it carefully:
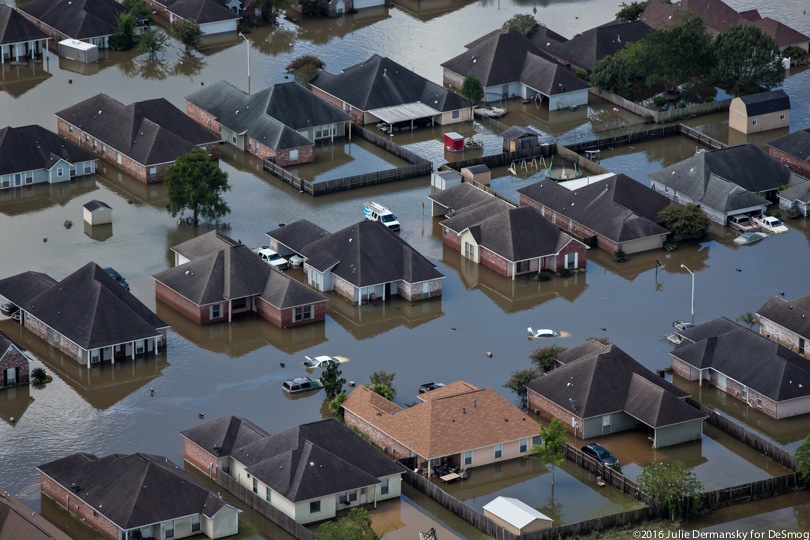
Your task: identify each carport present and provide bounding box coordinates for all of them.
[367,102,441,131]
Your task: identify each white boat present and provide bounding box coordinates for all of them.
[474,106,507,118]
[752,215,788,234]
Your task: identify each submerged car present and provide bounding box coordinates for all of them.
[733,232,767,246]
[282,376,323,395]
[103,267,130,291]
[1,301,19,316]
[673,320,695,332]
[303,355,342,369]
[582,443,619,466]
[528,327,561,338]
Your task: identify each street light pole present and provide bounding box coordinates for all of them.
[681,263,694,323]
[239,33,250,94]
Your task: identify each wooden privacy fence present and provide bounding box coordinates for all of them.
[352,124,433,166]
[521,506,666,540]
[700,474,798,511]
[216,471,317,540]
[401,470,513,540]
[263,159,313,195]
[677,124,727,150]
[563,444,646,502]
[685,398,797,470]
[591,87,733,123]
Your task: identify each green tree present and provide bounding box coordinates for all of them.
[461,75,484,119]
[635,13,712,94]
[657,204,710,240]
[736,312,758,329]
[711,25,784,96]
[501,14,539,36]
[110,11,137,51]
[285,54,325,83]
[138,27,169,61]
[265,0,297,22]
[172,19,203,54]
[797,435,810,485]
[365,370,396,401]
[504,368,539,409]
[31,367,48,383]
[316,507,378,540]
[531,418,567,487]
[122,0,153,22]
[589,44,639,95]
[165,149,231,225]
[320,363,346,399]
[616,0,649,22]
[301,0,329,16]
[529,344,567,373]
[637,461,703,521]
[329,392,347,422]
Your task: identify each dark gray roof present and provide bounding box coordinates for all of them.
[83,200,110,211]
[56,94,219,167]
[20,0,133,40]
[777,179,810,204]
[0,5,49,45]
[526,24,568,49]
[181,415,270,457]
[266,220,331,255]
[650,144,794,199]
[154,243,326,308]
[311,54,466,113]
[191,417,403,502]
[757,295,810,340]
[518,174,670,243]
[549,19,651,71]
[738,89,790,116]
[527,343,704,427]
[0,263,167,350]
[439,197,512,234]
[301,220,443,287]
[768,128,810,165]
[0,125,95,176]
[37,453,232,528]
[672,317,810,402]
[441,28,589,95]
[500,125,538,141]
[677,316,740,344]
[428,182,494,215]
[463,164,490,174]
[163,0,239,24]
[187,80,350,151]
[172,230,241,261]
[554,340,608,365]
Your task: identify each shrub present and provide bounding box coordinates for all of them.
[653,95,667,108]
[556,268,573,278]
[575,68,588,80]
[678,101,687,108]
[536,271,552,281]
[614,250,628,262]
[664,240,679,251]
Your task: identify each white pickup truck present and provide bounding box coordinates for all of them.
[727,215,759,232]
[363,202,400,231]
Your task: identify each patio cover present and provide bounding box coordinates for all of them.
[367,102,441,124]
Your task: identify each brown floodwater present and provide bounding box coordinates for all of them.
[2,0,810,537]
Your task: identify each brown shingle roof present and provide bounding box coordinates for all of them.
[344,382,537,459]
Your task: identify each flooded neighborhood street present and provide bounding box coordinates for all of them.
[1,0,810,538]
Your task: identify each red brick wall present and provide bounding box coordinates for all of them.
[527,389,583,439]
[310,87,364,124]
[155,282,207,324]
[183,438,219,480]
[41,474,120,540]
[24,314,83,363]
[479,247,509,276]
[554,241,588,270]
[769,147,810,178]
[441,228,462,251]
[344,411,411,459]
[0,348,29,387]
[274,146,314,167]
[186,101,222,135]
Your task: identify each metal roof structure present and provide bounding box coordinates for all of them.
[367,101,441,124]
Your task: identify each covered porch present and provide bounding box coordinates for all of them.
[367,102,441,134]
[0,38,50,64]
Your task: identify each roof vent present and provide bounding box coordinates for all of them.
[462,407,466,415]
[383,68,387,77]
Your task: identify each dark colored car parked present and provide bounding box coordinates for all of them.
[582,443,619,466]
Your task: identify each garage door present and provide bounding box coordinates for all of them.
[353,0,381,9]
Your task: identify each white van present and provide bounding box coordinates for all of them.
[254,247,289,270]
[363,202,400,231]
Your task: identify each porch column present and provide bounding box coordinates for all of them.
[331,124,334,143]
[1,44,5,64]
[15,43,20,62]
[228,299,232,322]
[131,342,135,360]
[110,347,114,365]
[29,40,35,58]
[154,336,160,354]
[86,350,92,368]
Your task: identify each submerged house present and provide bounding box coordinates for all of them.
[757,294,810,359]
[147,0,240,35]
[0,5,50,64]
[182,416,404,525]
[186,80,352,167]
[0,331,29,390]
[0,262,168,366]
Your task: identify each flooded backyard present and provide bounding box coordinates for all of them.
[1,0,810,538]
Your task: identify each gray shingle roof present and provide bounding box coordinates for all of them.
[428,182,494,215]
[768,128,810,165]
[187,417,403,502]
[672,317,810,402]
[0,492,72,540]
[757,295,810,341]
[738,90,790,116]
[649,144,795,202]
[154,243,326,308]
[301,220,443,287]
[83,199,110,211]
[163,0,239,24]
[500,125,537,141]
[171,230,241,261]
[518,174,670,242]
[777,178,810,205]
[311,54,466,113]
[187,80,350,151]
[440,28,589,95]
[527,343,704,427]
[548,19,652,71]
[266,220,331,254]
[0,263,167,350]
[439,198,513,233]
[37,453,232,528]
[56,94,219,166]
[0,5,49,45]
[0,125,95,176]
[20,0,134,40]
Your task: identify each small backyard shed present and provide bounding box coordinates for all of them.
[501,125,540,152]
[83,200,112,225]
[431,170,462,190]
[729,90,790,134]
[444,132,465,152]
[483,496,552,535]
[461,164,491,186]
[58,39,98,63]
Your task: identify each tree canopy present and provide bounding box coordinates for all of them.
[286,54,326,83]
[529,344,567,373]
[111,11,137,51]
[172,20,203,54]
[321,363,346,399]
[711,25,784,96]
[165,149,231,225]
[501,14,539,36]
[616,1,649,22]
[461,75,484,115]
[532,418,567,487]
[316,507,378,540]
[637,461,703,520]
[504,368,539,409]
[138,27,169,61]
[797,435,810,485]
[657,204,710,240]
[365,370,396,401]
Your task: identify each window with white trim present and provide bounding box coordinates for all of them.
[289,149,299,161]
[380,479,389,495]
[294,305,313,322]
[494,444,502,459]
[211,304,222,318]
[464,450,472,466]
[191,515,200,532]
[519,438,528,453]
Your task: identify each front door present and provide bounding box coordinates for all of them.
[4,367,16,385]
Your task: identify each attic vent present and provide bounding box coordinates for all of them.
[474,399,477,408]
[383,68,387,77]
[462,407,466,415]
